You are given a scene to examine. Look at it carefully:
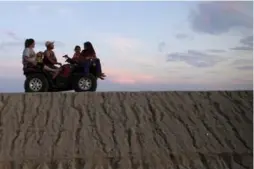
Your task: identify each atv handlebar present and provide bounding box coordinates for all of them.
[62,55,69,59]
[62,55,97,65]
[63,55,78,65]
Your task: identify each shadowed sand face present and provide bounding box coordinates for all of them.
[0,91,252,169]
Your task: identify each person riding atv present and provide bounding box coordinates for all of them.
[23,40,105,92]
[43,41,63,78]
[72,41,106,80]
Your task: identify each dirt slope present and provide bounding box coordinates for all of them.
[0,91,252,169]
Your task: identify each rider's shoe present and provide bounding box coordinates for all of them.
[98,73,106,80]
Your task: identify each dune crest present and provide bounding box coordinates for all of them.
[0,91,252,169]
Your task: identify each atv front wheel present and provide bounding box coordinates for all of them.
[73,74,97,92]
[24,74,49,92]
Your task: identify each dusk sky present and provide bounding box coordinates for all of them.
[0,1,253,92]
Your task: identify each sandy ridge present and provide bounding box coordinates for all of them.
[0,91,252,169]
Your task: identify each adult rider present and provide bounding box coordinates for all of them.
[43,41,62,78]
[81,41,106,80]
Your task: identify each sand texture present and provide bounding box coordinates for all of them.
[0,91,252,169]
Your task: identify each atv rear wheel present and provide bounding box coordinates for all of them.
[24,74,49,92]
[73,74,97,92]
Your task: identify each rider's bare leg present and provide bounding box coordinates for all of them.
[94,58,106,79]
[43,65,58,72]
[43,65,61,79]
[52,69,62,79]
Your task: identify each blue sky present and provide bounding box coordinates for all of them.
[0,1,253,92]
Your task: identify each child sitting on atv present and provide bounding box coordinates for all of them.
[72,45,81,61]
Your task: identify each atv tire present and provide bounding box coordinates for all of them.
[24,74,49,92]
[73,74,97,92]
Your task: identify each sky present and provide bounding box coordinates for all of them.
[0,1,253,92]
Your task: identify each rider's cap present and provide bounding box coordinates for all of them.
[45,41,54,47]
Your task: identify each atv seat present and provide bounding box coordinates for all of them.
[23,65,43,75]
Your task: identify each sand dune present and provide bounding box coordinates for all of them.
[0,91,252,169]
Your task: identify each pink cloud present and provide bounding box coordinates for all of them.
[104,67,157,84]
[112,78,136,84]
[110,75,155,85]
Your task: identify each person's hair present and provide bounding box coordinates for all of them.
[74,45,81,51]
[25,38,35,48]
[84,41,96,55]
[24,39,28,48]
[46,43,53,49]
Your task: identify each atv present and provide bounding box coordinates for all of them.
[23,55,100,92]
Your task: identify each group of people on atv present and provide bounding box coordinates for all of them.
[22,39,106,80]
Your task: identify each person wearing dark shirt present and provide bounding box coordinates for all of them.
[80,41,106,79]
[43,41,62,78]
[43,41,62,67]
[72,45,81,62]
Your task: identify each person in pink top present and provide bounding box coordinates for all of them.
[72,45,81,61]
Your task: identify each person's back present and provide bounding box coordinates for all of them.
[22,39,36,68]
[80,49,96,59]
